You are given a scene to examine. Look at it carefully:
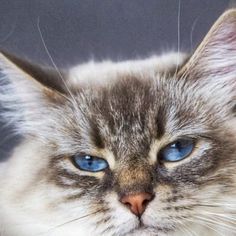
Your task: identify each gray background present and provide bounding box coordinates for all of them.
[0,0,233,161]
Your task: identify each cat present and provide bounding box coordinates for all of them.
[0,9,236,236]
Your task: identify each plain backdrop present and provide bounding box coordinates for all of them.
[0,0,233,161]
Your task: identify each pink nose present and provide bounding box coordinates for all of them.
[120,192,154,216]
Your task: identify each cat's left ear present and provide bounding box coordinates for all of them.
[0,50,70,136]
[178,9,236,110]
[0,50,68,95]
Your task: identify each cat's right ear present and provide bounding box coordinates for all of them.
[178,9,236,78]
[178,9,236,115]
[0,50,70,136]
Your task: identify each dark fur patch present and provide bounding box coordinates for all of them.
[232,104,236,115]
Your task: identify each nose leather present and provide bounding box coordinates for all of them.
[120,192,154,217]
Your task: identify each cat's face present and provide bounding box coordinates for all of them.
[44,76,236,236]
[1,10,236,236]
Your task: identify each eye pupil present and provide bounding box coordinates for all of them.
[160,139,195,162]
[87,160,93,166]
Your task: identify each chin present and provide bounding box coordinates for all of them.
[123,224,174,236]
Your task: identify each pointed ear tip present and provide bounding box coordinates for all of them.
[218,9,236,22]
[0,50,15,69]
[0,50,8,65]
[0,49,12,62]
[0,49,5,58]
[206,9,236,37]
[0,49,14,59]
[0,48,8,57]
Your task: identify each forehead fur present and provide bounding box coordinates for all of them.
[68,52,187,86]
[63,54,223,160]
[43,52,186,154]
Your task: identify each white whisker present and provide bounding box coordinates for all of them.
[173,0,182,78]
[195,215,236,233]
[190,14,201,51]
[36,17,80,114]
[187,217,224,236]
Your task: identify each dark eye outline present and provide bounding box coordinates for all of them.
[71,154,109,172]
[159,138,196,163]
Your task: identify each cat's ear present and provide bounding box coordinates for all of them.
[178,9,236,111]
[0,50,68,94]
[0,50,69,136]
[179,9,236,78]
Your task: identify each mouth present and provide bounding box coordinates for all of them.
[138,219,145,228]
[128,219,174,235]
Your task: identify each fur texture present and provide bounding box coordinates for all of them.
[0,10,236,236]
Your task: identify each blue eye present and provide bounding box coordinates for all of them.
[73,155,109,172]
[160,139,195,162]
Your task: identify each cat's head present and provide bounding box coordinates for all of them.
[0,9,236,236]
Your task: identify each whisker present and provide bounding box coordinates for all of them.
[200,212,236,228]
[36,17,80,117]
[190,14,201,52]
[173,0,182,78]
[194,215,235,233]
[56,210,103,228]
[175,217,198,236]
[200,210,236,224]
[199,201,236,207]
[36,209,105,236]
[187,217,224,236]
